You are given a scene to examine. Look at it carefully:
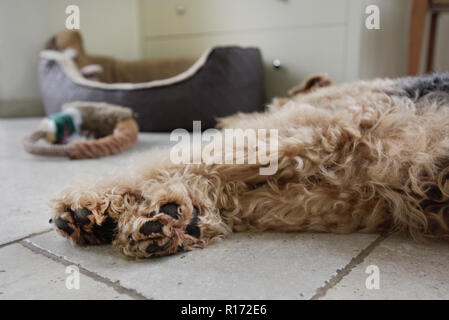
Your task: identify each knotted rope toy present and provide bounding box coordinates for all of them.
[23,102,139,159]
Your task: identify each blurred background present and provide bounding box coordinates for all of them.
[1,0,448,117]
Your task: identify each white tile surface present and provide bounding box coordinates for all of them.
[0,244,132,300]
[26,231,377,299]
[321,235,449,300]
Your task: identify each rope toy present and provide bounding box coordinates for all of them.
[23,102,139,159]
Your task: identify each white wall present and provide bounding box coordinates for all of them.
[358,0,449,79]
[358,0,412,79]
[0,0,141,104]
[139,0,358,99]
[432,13,449,73]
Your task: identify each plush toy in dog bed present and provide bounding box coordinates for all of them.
[23,102,138,159]
[39,30,265,132]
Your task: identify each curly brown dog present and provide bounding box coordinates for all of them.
[50,73,449,259]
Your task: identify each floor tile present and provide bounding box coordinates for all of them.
[26,231,377,299]
[0,244,132,300]
[321,235,449,299]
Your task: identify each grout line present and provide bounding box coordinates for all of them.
[19,240,150,300]
[310,234,388,300]
[0,229,52,249]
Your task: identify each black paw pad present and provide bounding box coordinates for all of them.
[146,241,168,254]
[74,208,92,225]
[186,206,200,238]
[92,217,117,243]
[186,225,201,238]
[55,218,74,235]
[140,220,163,236]
[159,203,180,219]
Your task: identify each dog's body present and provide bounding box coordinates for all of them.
[51,74,449,259]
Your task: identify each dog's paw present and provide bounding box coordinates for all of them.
[51,203,117,245]
[117,202,202,258]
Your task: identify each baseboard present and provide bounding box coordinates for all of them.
[0,100,45,118]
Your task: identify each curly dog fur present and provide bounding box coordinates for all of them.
[50,73,449,259]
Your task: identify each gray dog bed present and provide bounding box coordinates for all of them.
[38,47,265,132]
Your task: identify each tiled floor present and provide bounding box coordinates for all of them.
[0,118,448,299]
